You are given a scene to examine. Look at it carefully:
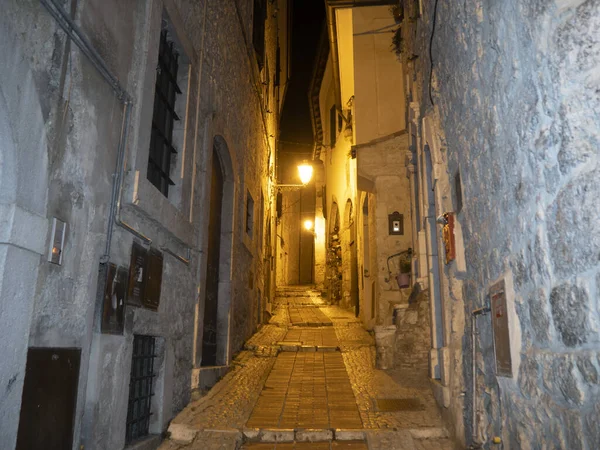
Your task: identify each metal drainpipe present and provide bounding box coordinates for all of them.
[471,306,491,447]
[40,0,194,265]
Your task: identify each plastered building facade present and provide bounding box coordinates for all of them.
[0,0,289,448]
[312,4,413,325]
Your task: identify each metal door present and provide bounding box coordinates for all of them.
[16,348,81,450]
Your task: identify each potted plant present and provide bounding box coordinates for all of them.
[395,249,412,289]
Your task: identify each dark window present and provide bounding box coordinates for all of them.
[329,105,337,148]
[246,191,255,237]
[252,0,266,70]
[274,45,281,86]
[126,335,157,444]
[455,171,463,213]
[147,29,181,197]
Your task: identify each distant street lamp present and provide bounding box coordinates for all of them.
[304,219,314,231]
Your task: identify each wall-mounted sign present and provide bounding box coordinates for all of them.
[127,243,148,307]
[101,264,127,334]
[143,249,163,311]
[490,279,512,377]
[388,211,404,235]
[442,213,456,264]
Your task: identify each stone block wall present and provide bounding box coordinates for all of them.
[401,0,600,447]
[0,0,283,448]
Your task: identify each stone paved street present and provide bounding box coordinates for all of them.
[161,288,456,450]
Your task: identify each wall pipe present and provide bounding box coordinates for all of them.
[471,306,491,446]
[40,0,193,265]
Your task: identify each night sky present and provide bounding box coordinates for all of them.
[279,0,326,151]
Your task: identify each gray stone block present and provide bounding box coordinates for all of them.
[549,283,589,347]
[548,166,600,277]
[528,289,552,345]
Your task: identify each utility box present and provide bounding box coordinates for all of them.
[490,279,512,377]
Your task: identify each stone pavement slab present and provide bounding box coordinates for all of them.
[282,327,339,348]
[288,305,332,326]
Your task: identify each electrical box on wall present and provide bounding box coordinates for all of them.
[48,218,67,265]
[490,279,513,377]
[388,211,404,235]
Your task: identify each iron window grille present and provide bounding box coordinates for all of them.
[252,0,266,69]
[147,29,181,197]
[126,335,157,444]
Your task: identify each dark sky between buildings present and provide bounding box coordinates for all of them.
[279,0,326,151]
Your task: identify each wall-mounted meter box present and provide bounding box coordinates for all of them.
[48,218,67,265]
[388,211,404,235]
[490,279,513,377]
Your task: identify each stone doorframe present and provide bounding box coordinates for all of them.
[420,116,448,381]
[194,134,236,372]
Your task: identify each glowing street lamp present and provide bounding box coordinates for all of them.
[297,161,313,185]
[304,219,314,231]
[276,160,314,190]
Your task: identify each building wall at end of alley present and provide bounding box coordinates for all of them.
[401,0,600,448]
[0,0,285,448]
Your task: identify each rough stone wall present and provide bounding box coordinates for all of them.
[394,289,431,376]
[402,0,600,447]
[0,0,281,448]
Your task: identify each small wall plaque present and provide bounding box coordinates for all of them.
[388,211,404,235]
[101,264,127,334]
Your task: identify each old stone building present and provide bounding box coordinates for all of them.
[0,0,289,448]
[2,0,600,449]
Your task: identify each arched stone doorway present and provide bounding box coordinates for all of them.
[201,136,234,367]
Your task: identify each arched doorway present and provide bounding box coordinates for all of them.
[201,136,234,367]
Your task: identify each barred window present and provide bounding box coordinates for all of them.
[147,29,181,197]
[126,335,157,443]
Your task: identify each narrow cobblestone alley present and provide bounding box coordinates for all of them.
[161,287,454,450]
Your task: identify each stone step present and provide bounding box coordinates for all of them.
[243,427,369,443]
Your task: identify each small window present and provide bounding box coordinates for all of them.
[252,0,266,69]
[126,335,157,444]
[329,105,337,148]
[246,191,255,237]
[147,26,183,197]
[455,171,463,213]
